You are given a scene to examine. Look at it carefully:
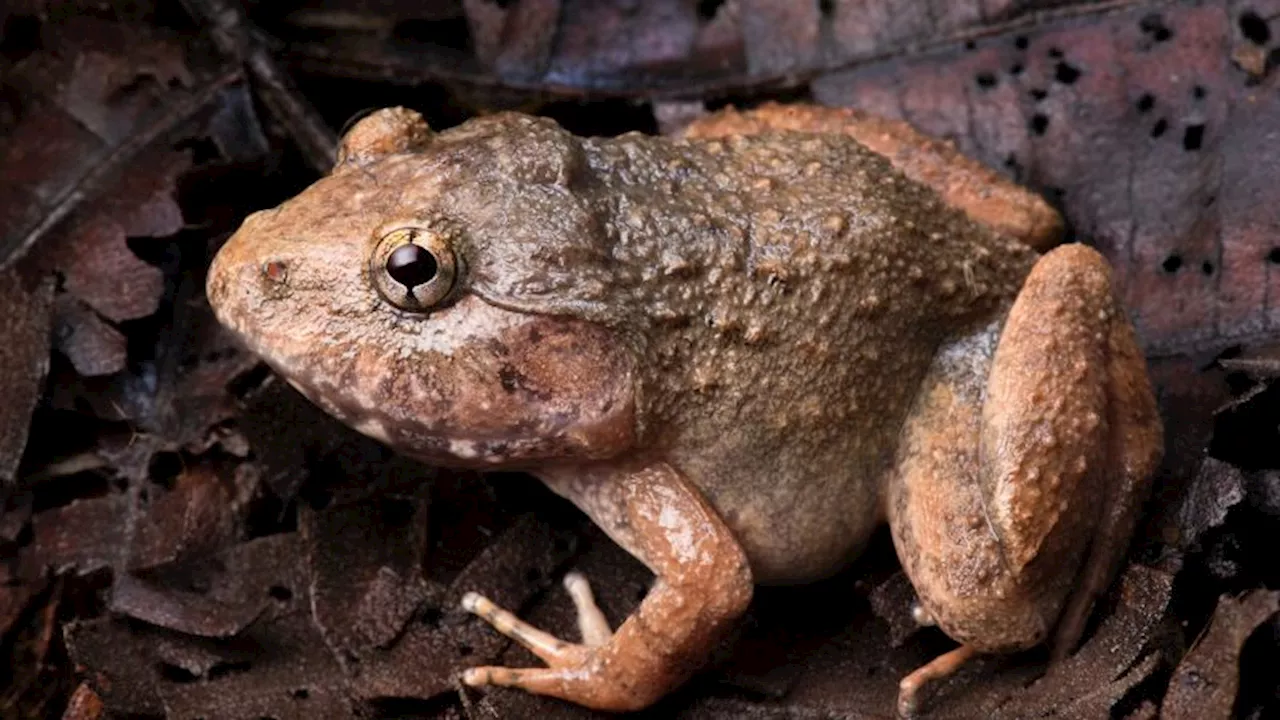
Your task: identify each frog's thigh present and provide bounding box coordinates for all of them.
[890,243,1149,653]
[888,359,1061,653]
[1050,262,1162,657]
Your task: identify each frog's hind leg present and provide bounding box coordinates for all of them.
[886,243,1161,715]
[1049,275,1162,658]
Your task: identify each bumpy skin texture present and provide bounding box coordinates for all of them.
[206,106,1163,713]
[888,245,1163,658]
[681,103,1064,253]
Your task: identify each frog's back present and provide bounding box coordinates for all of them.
[423,115,1037,582]
[576,129,1040,583]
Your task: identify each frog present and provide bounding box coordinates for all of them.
[205,103,1163,716]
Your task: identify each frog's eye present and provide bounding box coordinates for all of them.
[371,227,459,312]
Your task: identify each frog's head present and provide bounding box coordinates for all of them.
[207,108,637,468]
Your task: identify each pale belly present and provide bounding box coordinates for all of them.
[697,465,887,585]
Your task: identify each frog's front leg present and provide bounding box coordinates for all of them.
[461,461,754,711]
[887,243,1162,715]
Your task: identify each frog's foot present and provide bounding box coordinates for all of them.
[462,570,612,664]
[461,579,609,703]
[461,462,753,712]
[896,645,976,718]
[459,568,693,711]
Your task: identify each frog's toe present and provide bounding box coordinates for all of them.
[462,577,668,710]
[896,645,976,719]
[462,661,655,711]
[462,664,584,690]
[461,569,615,662]
[461,592,587,666]
[461,587,659,711]
[563,571,613,646]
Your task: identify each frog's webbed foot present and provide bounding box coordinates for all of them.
[461,463,753,712]
[461,573,616,701]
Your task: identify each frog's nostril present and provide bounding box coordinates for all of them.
[262,260,289,284]
[386,244,439,288]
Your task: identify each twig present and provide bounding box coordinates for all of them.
[182,0,338,173]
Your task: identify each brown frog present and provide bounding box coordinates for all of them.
[206,104,1163,715]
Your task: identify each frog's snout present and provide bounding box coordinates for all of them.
[205,236,240,324]
[206,221,282,340]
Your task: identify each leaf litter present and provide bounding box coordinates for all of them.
[1,2,1279,718]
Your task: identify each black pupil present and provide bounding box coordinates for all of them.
[386,244,439,289]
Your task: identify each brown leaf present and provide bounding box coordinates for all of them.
[110,575,269,638]
[158,612,354,719]
[52,294,127,377]
[1171,459,1247,549]
[351,514,578,701]
[18,466,249,581]
[45,148,190,324]
[302,488,433,655]
[740,0,820,76]
[0,103,101,265]
[0,264,52,482]
[489,0,561,81]
[64,533,324,716]
[127,466,246,571]
[64,618,166,716]
[20,492,130,579]
[110,533,308,637]
[66,606,349,719]
[1162,590,1280,719]
[0,17,200,268]
[58,222,166,324]
[279,0,1145,99]
[61,511,577,715]
[809,2,1280,358]
[0,13,268,289]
